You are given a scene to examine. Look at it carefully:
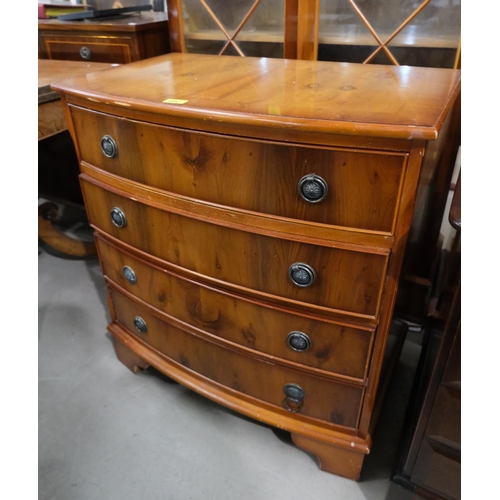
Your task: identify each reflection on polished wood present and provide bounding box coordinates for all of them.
[39,59,115,140]
[52,53,460,140]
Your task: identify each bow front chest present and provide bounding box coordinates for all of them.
[52,54,460,480]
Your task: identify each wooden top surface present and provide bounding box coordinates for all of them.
[51,53,461,140]
[39,59,117,104]
[38,11,168,32]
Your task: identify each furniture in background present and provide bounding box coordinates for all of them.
[38,8,171,257]
[52,53,460,480]
[386,172,461,500]
[38,59,114,257]
[165,0,460,67]
[38,10,170,63]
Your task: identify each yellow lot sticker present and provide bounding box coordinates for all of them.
[163,98,188,104]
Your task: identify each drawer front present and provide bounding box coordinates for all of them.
[72,107,406,233]
[82,178,388,317]
[411,437,461,500]
[42,36,132,63]
[109,287,364,428]
[97,235,374,380]
[425,385,461,447]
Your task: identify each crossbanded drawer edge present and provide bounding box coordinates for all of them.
[80,166,393,255]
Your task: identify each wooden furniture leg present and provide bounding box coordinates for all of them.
[112,335,150,374]
[38,202,97,258]
[291,433,366,481]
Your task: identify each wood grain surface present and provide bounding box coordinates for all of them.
[52,53,461,140]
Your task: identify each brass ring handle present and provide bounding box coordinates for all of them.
[298,174,328,203]
[287,331,311,352]
[288,263,316,287]
[283,397,304,413]
[133,316,147,333]
[110,207,127,228]
[101,135,118,158]
[283,383,305,413]
[123,266,137,284]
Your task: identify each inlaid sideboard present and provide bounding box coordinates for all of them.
[38,11,170,63]
[52,53,461,480]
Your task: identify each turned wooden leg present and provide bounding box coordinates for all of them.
[291,433,366,481]
[112,336,150,374]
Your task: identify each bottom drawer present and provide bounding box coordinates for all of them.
[109,287,364,429]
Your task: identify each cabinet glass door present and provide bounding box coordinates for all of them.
[181,0,285,57]
[318,0,461,67]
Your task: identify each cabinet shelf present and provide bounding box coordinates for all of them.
[184,24,459,49]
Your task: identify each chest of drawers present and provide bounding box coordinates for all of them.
[52,54,460,480]
[38,12,170,63]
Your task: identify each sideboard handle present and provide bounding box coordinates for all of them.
[79,46,92,60]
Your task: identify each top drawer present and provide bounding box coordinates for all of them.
[71,107,407,233]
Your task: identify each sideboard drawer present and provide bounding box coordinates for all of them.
[97,235,374,381]
[72,106,407,233]
[82,178,388,318]
[41,35,133,63]
[109,287,364,428]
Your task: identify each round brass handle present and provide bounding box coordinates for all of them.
[79,46,92,60]
[123,266,137,285]
[287,331,311,352]
[298,174,328,203]
[283,383,305,413]
[110,207,127,228]
[101,135,118,158]
[288,263,316,287]
[133,316,147,333]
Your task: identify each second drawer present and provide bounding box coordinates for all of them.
[82,177,388,318]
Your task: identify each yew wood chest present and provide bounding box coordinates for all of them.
[52,54,461,480]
